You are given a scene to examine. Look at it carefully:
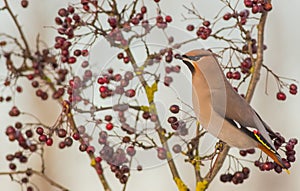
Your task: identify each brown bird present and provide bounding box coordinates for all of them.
[181,49,287,169]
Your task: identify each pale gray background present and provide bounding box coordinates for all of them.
[1,0,299,190]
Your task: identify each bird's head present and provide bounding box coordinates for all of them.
[180,49,219,74]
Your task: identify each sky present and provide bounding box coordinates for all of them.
[0,0,299,191]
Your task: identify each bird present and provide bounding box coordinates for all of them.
[180,49,287,169]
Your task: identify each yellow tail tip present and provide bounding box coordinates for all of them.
[285,169,291,174]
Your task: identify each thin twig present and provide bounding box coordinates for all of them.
[0,169,69,191]
[3,0,31,58]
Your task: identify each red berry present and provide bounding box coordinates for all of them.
[169,104,180,114]
[239,150,247,156]
[290,89,297,95]
[131,17,139,25]
[186,24,195,31]
[39,135,47,142]
[21,0,28,8]
[289,84,297,95]
[108,17,117,28]
[106,123,114,130]
[289,83,297,90]
[58,8,68,17]
[46,138,53,146]
[252,5,260,14]
[156,15,164,23]
[141,6,147,14]
[223,13,232,20]
[226,71,233,79]
[117,52,124,59]
[232,71,241,80]
[276,92,286,101]
[165,15,172,23]
[82,49,89,56]
[99,86,108,93]
[95,157,102,163]
[263,3,272,11]
[57,129,67,138]
[125,89,136,97]
[244,0,253,8]
[36,127,44,135]
[72,132,81,140]
[202,20,210,27]
[68,56,76,64]
[142,111,151,119]
[104,115,112,122]
[126,146,136,156]
[73,49,81,57]
[123,56,130,63]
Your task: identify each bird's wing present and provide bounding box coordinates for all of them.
[218,76,276,151]
[205,55,277,150]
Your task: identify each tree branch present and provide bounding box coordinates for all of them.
[3,0,31,58]
[0,169,69,191]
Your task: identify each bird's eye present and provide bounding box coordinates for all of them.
[189,55,202,61]
[182,55,202,61]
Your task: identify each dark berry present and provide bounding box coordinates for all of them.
[169,104,180,114]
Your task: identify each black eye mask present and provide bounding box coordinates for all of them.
[181,57,195,74]
[182,54,203,61]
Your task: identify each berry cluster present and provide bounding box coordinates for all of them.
[276,83,298,101]
[185,20,212,39]
[196,21,212,40]
[220,167,250,184]
[6,123,37,152]
[55,5,91,64]
[97,69,136,100]
[239,148,255,156]
[242,39,267,54]
[110,164,130,184]
[164,61,181,86]
[223,9,250,25]
[167,105,188,136]
[244,0,273,13]
[105,5,172,46]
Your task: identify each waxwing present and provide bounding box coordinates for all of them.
[181,49,287,169]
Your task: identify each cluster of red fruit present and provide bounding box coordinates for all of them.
[110,164,130,184]
[220,167,250,184]
[244,0,272,13]
[276,84,298,101]
[97,69,136,99]
[223,9,250,25]
[6,151,32,190]
[242,39,266,54]
[55,5,91,64]
[4,121,84,190]
[185,20,212,40]
[167,105,188,136]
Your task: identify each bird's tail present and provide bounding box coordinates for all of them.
[258,144,290,173]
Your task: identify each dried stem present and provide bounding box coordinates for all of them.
[3,0,31,58]
[0,169,69,191]
[124,47,187,190]
[245,6,270,102]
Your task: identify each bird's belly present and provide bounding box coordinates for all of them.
[219,122,258,149]
[202,113,258,149]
